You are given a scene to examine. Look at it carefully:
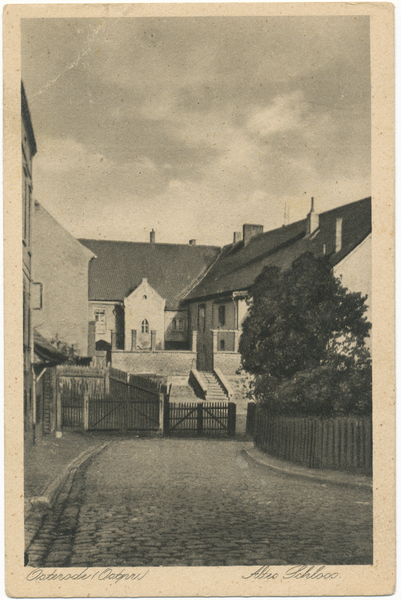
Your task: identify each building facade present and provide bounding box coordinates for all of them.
[22,82,37,435]
[79,236,221,360]
[81,197,372,377]
[32,201,96,357]
[184,197,372,375]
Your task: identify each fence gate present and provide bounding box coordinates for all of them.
[87,368,161,431]
[58,366,106,429]
[165,401,236,437]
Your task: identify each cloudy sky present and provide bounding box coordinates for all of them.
[22,17,370,246]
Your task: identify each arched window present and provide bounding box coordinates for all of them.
[141,319,149,333]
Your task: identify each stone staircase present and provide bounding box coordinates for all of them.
[200,371,229,402]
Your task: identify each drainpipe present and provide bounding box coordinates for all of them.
[231,295,239,352]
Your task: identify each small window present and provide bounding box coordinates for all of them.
[218,305,226,326]
[141,319,149,333]
[178,319,183,331]
[143,295,147,300]
[172,319,177,331]
[220,339,225,351]
[95,309,106,334]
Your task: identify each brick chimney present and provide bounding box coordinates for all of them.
[189,239,197,246]
[150,229,155,243]
[243,224,263,246]
[306,197,319,235]
[335,218,343,252]
[233,231,242,244]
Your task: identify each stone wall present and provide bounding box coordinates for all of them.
[112,350,196,376]
[225,375,251,414]
[213,352,242,376]
[168,375,199,402]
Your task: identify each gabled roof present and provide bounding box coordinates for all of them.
[34,201,96,261]
[78,239,221,310]
[184,197,371,301]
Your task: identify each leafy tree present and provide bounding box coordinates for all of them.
[239,252,371,416]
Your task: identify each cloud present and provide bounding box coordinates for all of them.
[24,18,370,247]
[247,91,308,137]
[35,137,108,173]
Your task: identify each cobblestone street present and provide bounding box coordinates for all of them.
[27,438,373,567]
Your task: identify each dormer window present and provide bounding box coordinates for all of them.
[141,319,149,333]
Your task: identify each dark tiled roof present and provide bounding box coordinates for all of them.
[34,330,68,364]
[184,197,371,301]
[78,239,221,310]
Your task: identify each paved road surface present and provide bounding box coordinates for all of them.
[27,438,373,567]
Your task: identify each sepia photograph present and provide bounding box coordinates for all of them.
[4,3,394,597]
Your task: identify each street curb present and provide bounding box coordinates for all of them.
[29,441,111,509]
[243,448,373,489]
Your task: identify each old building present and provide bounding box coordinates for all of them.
[22,81,37,437]
[79,236,220,358]
[80,197,371,393]
[32,201,96,357]
[184,197,372,376]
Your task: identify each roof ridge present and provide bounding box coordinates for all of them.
[184,197,371,301]
[79,238,220,249]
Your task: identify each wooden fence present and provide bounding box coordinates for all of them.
[165,401,236,437]
[58,366,163,433]
[253,409,372,475]
[58,365,107,429]
[91,368,162,431]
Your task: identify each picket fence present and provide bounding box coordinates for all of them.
[253,409,372,475]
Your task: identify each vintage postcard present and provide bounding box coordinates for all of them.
[4,2,395,597]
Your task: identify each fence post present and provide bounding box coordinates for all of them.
[246,402,256,436]
[158,388,165,436]
[191,330,198,353]
[83,393,89,431]
[131,329,137,352]
[197,403,203,436]
[56,388,62,437]
[163,394,170,436]
[105,370,110,395]
[228,402,236,437]
[151,330,157,351]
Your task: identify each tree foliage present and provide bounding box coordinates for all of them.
[239,253,372,416]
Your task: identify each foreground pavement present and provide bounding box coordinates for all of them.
[26,437,373,567]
